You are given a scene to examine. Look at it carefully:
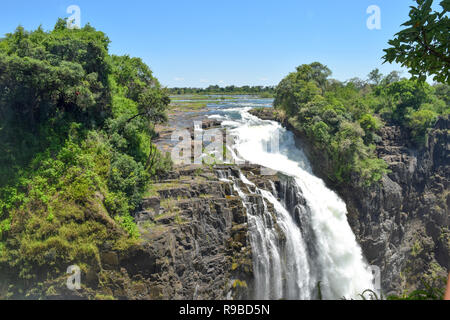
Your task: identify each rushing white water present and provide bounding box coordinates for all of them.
[210,103,375,300]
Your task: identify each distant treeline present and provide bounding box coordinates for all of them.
[168,85,275,96]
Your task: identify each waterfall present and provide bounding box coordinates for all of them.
[213,106,375,300]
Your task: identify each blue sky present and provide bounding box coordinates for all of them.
[0,0,426,87]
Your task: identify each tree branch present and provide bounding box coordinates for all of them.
[125,112,147,124]
[419,27,450,65]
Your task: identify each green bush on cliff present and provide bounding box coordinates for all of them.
[387,276,447,300]
[0,20,171,298]
[274,63,448,187]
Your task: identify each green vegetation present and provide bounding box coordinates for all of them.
[383,0,449,83]
[169,85,275,97]
[169,101,208,112]
[0,20,172,297]
[387,286,445,300]
[168,94,243,112]
[274,62,449,186]
[388,274,447,300]
[170,95,236,101]
[350,274,446,300]
[232,279,248,288]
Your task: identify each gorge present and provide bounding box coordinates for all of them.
[0,14,448,300]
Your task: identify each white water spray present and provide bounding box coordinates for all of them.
[213,106,375,299]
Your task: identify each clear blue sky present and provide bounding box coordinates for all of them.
[0,0,424,88]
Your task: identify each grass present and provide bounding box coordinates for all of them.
[143,185,159,197]
[154,182,190,191]
[160,198,177,211]
[232,279,248,288]
[139,220,156,229]
[170,94,238,101]
[168,94,243,112]
[169,101,208,112]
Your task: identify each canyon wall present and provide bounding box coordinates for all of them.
[250,108,449,295]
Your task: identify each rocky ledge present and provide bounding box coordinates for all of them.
[48,163,285,300]
[129,163,287,300]
[131,164,256,300]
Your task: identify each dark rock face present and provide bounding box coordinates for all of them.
[344,119,449,295]
[127,165,256,299]
[93,164,285,300]
[249,108,449,295]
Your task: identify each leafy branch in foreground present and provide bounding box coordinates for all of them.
[383,0,450,83]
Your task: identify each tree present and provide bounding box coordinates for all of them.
[0,21,112,128]
[309,62,332,90]
[294,62,331,89]
[383,71,402,84]
[135,88,170,124]
[407,109,438,142]
[111,55,159,102]
[377,79,433,124]
[109,54,170,142]
[274,73,321,115]
[433,83,450,105]
[359,113,381,143]
[274,63,331,115]
[383,0,450,83]
[346,77,367,90]
[368,68,383,85]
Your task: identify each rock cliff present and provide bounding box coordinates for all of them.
[345,118,449,295]
[35,164,286,300]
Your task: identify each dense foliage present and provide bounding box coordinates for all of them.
[0,20,171,297]
[274,63,449,186]
[383,0,449,83]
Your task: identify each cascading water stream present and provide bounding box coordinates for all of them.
[218,169,313,300]
[211,102,375,300]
